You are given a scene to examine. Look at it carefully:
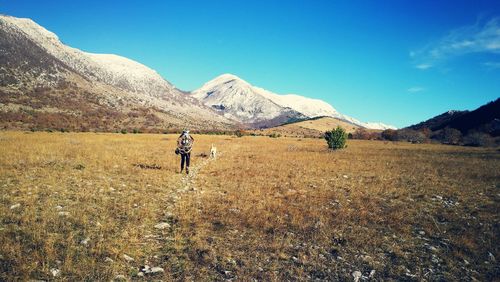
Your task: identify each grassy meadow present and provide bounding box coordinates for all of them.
[0,131,499,281]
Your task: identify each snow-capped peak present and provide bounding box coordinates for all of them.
[362,122,397,130]
[191,73,292,124]
[192,73,397,129]
[253,87,341,118]
[212,73,244,82]
[194,74,249,94]
[0,14,175,97]
[0,15,60,42]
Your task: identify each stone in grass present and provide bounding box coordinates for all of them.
[141,265,164,275]
[352,271,362,282]
[10,203,21,210]
[114,274,127,281]
[80,237,90,246]
[154,222,171,230]
[58,211,70,217]
[489,252,496,263]
[105,257,114,263]
[141,265,151,273]
[150,267,164,274]
[50,268,61,277]
[123,254,135,262]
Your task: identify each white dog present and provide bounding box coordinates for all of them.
[210,144,217,159]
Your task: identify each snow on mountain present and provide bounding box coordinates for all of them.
[191,74,305,125]
[192,74,396,129]
[362,122,396,130]
[0,14,395,131]
[253,87,339,118]
[0,15,176,99]
[0,14,235,130]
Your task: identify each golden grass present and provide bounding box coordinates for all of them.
[0,132,499,281]
[251,117,362,137]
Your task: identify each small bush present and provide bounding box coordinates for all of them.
[120,129,127,134]
[437,127,462,145]
[397,129,427,143]
[381,129,398,141]
[74,164,85,170]
[269,133,281,138]
[352,128,380,140]
[235,130,244,137]
[324,126,348,150]
[132,128,140,134]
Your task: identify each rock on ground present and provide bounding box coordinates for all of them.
[123,254,134,262]
[154,222,171,230]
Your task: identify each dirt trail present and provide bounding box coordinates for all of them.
[179,153,216,192]
[164,150,226,206]
[133,152,223,278]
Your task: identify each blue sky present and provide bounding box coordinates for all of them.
[1,0,500,127]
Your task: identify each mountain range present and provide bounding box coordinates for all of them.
[0,15,394,132]
[408,98,500,137]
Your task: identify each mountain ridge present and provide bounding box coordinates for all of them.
[0,14,396,132]
[407,98,500,136]
[191,74,396,130]
[0,14,236,132]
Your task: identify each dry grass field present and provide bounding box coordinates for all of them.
[251,117,362,138]
[0,131,499,281]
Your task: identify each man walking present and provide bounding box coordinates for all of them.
[176,130,194,174]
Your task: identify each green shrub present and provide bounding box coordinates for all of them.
[324,126,347,150]
[269,133,281,138]
[120,129,127,134]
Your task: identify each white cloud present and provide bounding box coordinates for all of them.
[407,87,425,93]
[412,17,500,69]
[415,64,432,70]
[483,61,500,69]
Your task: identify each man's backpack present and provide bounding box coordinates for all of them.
[178,134,193,154]
[180,134,192,148]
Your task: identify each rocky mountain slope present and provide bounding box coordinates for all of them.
[192,74,396,130]
[0,15,235,132]
[408,98,500,136]
[408,111,469,131]
[0,14,395,132]
[191,74,306,127]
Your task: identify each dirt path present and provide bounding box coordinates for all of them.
[178,151,223,194]
[144,153,222,272]
[179,155,212,192]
